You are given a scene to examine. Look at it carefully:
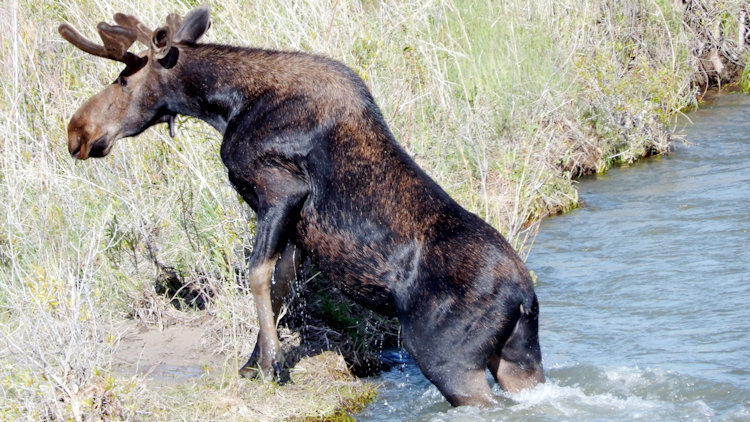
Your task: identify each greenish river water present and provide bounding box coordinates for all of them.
[358,93,750,421]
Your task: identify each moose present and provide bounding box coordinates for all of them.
[60,6,544,406]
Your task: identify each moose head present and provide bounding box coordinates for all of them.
[59,6,211,159]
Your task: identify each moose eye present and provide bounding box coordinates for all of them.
[115,76,128,87]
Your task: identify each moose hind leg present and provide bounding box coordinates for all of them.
[407,344,495,407]
[489,299,544,392]
[429,367,495,407]
[402,321,495,406]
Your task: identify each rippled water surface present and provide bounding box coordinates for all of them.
[358,94,750,421]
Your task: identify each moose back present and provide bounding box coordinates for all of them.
[60,6,544,406]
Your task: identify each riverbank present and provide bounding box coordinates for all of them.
[0,0,748,420]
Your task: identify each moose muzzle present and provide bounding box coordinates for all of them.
[67,113,114,160]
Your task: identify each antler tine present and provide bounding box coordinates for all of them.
[113,13,152,46]
[166,13,182,35]
[59,24,110,60]
[96,22,137,60]
[59,22,141,67]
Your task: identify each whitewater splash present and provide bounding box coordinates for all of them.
[359,362,750,421]
[497,365,744,421]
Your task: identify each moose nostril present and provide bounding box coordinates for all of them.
[68,135,82,157]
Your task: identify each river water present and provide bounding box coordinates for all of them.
[358,93,750,421]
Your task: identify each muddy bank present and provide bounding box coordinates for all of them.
[110,315,375,420]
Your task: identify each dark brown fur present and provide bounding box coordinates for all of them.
[62,6,544,406]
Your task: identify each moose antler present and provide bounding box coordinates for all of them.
[61,8,210,65]
[114,12,184,61]
[166,13,182,35]
[113,13,152,45]
[58,21,141,66]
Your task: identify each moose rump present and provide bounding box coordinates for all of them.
[60,5,544,407]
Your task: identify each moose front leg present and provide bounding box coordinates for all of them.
[232,166,308,383]
[240,241,303,381]
[239,218,290,381]
[247,254,288,381]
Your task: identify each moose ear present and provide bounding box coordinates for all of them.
[174,5,211,43]
[150,26,172,60]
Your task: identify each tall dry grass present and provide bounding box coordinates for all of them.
[1,0,746,419]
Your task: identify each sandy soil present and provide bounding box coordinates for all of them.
[111,318,227,385]
[108,317,373,420]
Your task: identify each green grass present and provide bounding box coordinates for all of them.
[0,0,746,419]
[740,56,750,93]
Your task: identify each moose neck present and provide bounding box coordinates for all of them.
[166,43,269,134]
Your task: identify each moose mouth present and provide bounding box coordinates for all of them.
[88,136,113,158]
[71,135,112,159]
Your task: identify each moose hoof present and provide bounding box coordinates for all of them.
[273,362,291,384]
[239,362,290,384]
[238,365,260,379]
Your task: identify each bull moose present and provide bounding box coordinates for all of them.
[60,6,544,406]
